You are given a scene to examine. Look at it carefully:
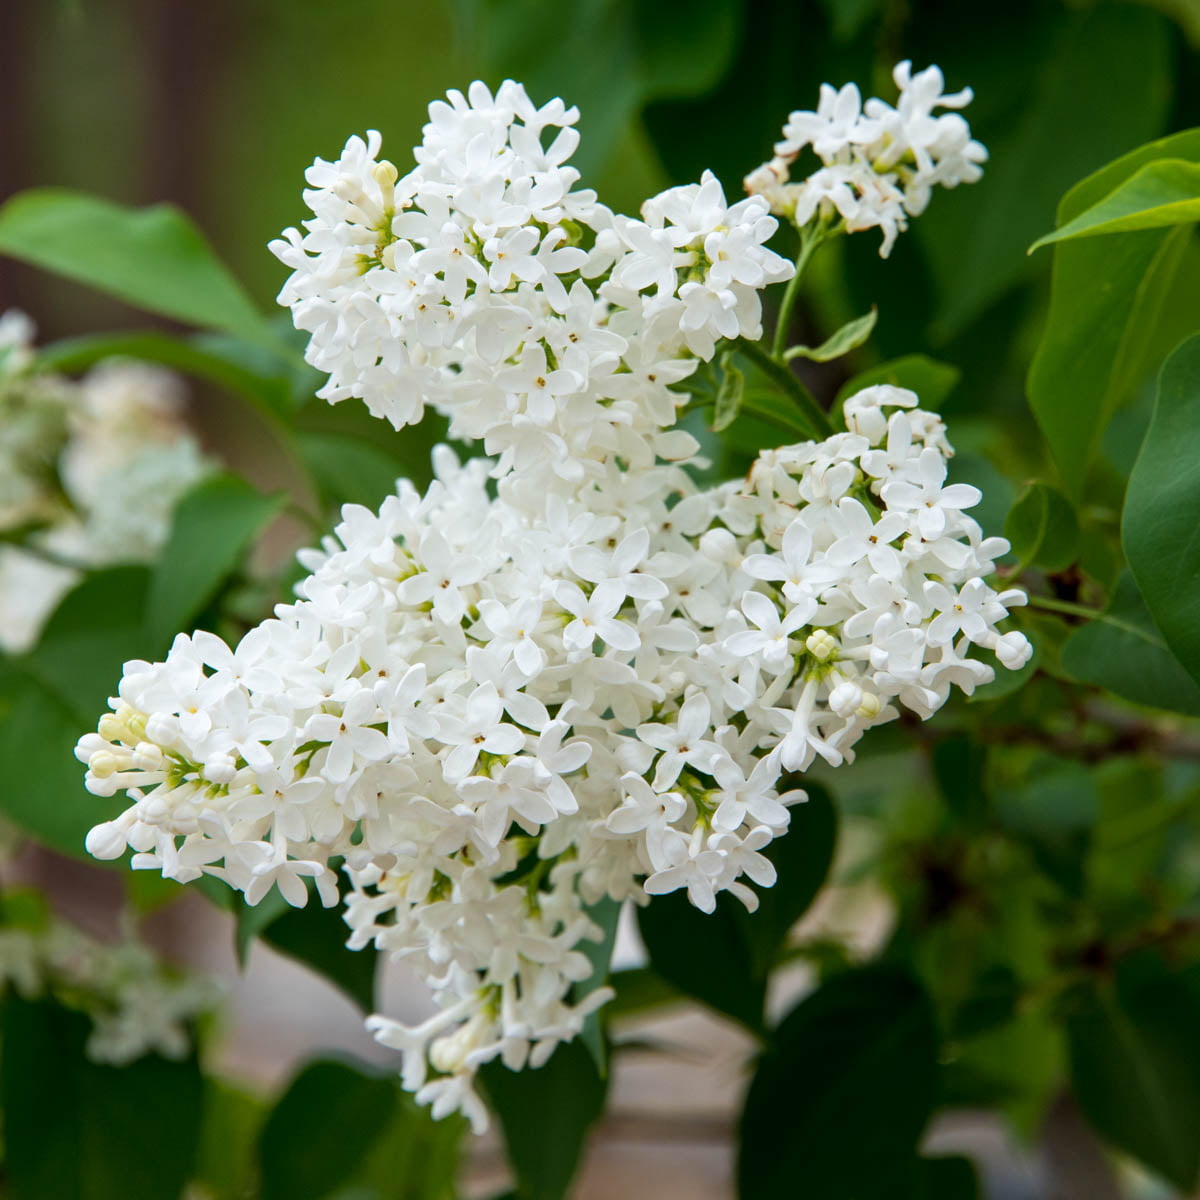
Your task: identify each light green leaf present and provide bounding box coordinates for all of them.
[1060,571,1200,716]
[1004,483,1080,572]
[0,189,271,344]
[737,965,940,1199]
[711,352,745,432]
[1122,332,1200,687]
[836,354,961,412]
[785,307,877,363]
[1068,955,1200,1191]
[1030,157,1200,252]
[147,473,286,644]
[1027,128,1200,496]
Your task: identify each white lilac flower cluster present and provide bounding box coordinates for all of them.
[77,79,1029,1130]
[0,316,210,653]
[744,61,987,257]
[268,79,789,481]
[0,905,219,1064]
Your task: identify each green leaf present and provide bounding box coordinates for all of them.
[0,567,155,856]
[711,351,745,432]
[637,787,836,1031]
[39,330,300,423]
[0,188,271,344]
[481,1039,607,1200]
[836,354,961,412]
[147,473,286,644]
[1122,332,1200,687]
[258,1060,397,1200]
[353,1092,465,1200]
[297,432,410,511]
[607,964,685,1019]
[1027,128,1200,496]
[1004,483,1080,572]
[1068,955,1200,1190]
[1030,158,1200,252]
[737,965,940,1200]
[1,995,204,1200]
[1061,571,1200,716]
[785,307,877,363]
[194,1080,268,1200]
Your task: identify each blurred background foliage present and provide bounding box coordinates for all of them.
[2,0,1200,1197]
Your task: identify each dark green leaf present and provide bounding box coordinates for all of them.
[481,1039,606,1200]
[737,965,940,1200]
[1122,332,1200,687]
[933,736,988,828]
[148,473,286,644]
[0,568,154,856]
[1028,129,1200,496]
[637,787,836,1030]
[712,352,745,432]
[242,884,379,1013]
[607,964,685,1019]
[2,995,204,1200]
[836,355,961,412]
[785,307,877,363]
[0,188,270,344]
[920,4,1172,339]
[40,330,299,423]
[1004,483,1080,572]
[1068,955,1200,1190]
[1061,571,1200,716]
[1030,158,1200,252]
[353,1091,466,1200]
[258,1060,397,1200]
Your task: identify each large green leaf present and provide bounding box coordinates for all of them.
[1060,571,1200,716]
[0,189,270,343]
[1028,129,1200,496]
[1,995,204,1200]
[637,786,837,1030]
[737,965,940,1199]
[1068,955,1200,1191]
[0,567,156,856]
[1030,158,1200,252]
[257,1060,398,1200]
[481,1039,607,1200]
[1122,333,1200,687]
[147,473,286,644]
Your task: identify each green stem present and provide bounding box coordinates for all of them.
[771,226,822,362]
[734,337,833,439]
[1025,595,1106,621]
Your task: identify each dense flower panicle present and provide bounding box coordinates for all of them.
[744,62,987,256]
[0,321,210,653]
[268,79,790,480]
[81,74,1027,1129]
